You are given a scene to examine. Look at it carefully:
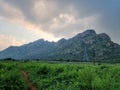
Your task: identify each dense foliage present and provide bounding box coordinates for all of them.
[0,62,28,90]
[0,61,120,90]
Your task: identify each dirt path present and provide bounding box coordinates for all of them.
[21,70,36,90]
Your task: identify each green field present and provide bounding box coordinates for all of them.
[0,61,120,90]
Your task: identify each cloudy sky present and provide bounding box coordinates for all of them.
[0,0,120,50]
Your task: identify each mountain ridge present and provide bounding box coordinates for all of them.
[0,29,120,61]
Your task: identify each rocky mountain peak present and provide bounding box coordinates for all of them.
[82,29,96,36]
[58,38,66,43]
[98,33,111,41]
[74,29,97,39]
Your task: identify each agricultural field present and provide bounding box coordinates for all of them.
[0,61,120,90]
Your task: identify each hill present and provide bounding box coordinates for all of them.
[0,29,120,61]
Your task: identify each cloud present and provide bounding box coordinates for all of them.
[0,0,120,44]
[1,0,99,36]
[0,0,24,22]
[47,13,99,38]
[23,21,60,41]
[0,34,26,50]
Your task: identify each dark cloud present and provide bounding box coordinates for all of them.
[77,0,120,43]
[0,0,120,43]
[4,0,36,22]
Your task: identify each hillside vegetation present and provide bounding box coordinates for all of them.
[0,61,120,90]
[0,29,120,61]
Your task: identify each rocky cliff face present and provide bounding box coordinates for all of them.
[0,29,120,61]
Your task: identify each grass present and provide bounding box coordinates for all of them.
[0,62,29,90]
[0,61,120,90]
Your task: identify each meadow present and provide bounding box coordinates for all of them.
[0,61,120,90]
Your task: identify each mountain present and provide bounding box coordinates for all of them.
[0,29,120,61]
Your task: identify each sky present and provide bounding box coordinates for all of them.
[0,0,120,51]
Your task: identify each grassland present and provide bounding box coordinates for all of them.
[0,61,120,90]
